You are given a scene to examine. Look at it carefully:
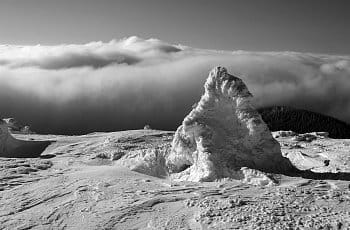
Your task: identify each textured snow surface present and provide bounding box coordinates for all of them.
[2,130,350,229]
[166,67,293,182]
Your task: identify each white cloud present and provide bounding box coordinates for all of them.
[0,37,349,134]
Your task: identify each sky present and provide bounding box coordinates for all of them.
[0,0,349,54]
[0,1,349,134]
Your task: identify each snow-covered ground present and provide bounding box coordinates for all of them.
[1,129,350,229]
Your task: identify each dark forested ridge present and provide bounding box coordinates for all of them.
[258,106,350,139]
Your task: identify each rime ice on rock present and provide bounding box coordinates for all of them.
[3,118,34,134]
[166,67,293,182]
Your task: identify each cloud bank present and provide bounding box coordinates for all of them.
[0,36,350,134]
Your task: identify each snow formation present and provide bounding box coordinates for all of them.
[166,67,293,182]
[0,119,51,158]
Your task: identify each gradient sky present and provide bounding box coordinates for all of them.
[0,0,349,54]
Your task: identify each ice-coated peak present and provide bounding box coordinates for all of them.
[204,66,252,98]
[166,67,294,182]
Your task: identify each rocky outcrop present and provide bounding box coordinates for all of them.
[3,118,35,134]
[0,119,52,158]
[166,67,293,181]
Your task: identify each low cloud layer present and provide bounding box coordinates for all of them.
[0,36,350,134]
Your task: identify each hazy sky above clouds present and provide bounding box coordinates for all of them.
[0,1,350,134]
[0,37,350,134]
[0,0,349,54]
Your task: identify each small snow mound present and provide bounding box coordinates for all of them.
[274,131,329,141]
[240,167,275,186]
[292,133,318,142]
[273,130,296,138]
[315,132,329,137]
[117,146,170,178]
[291,132,329,142]
[93,135,172,178]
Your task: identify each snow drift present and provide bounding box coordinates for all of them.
[0,119,51,158]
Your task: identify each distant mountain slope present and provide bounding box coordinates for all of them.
[258,106,350,139]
